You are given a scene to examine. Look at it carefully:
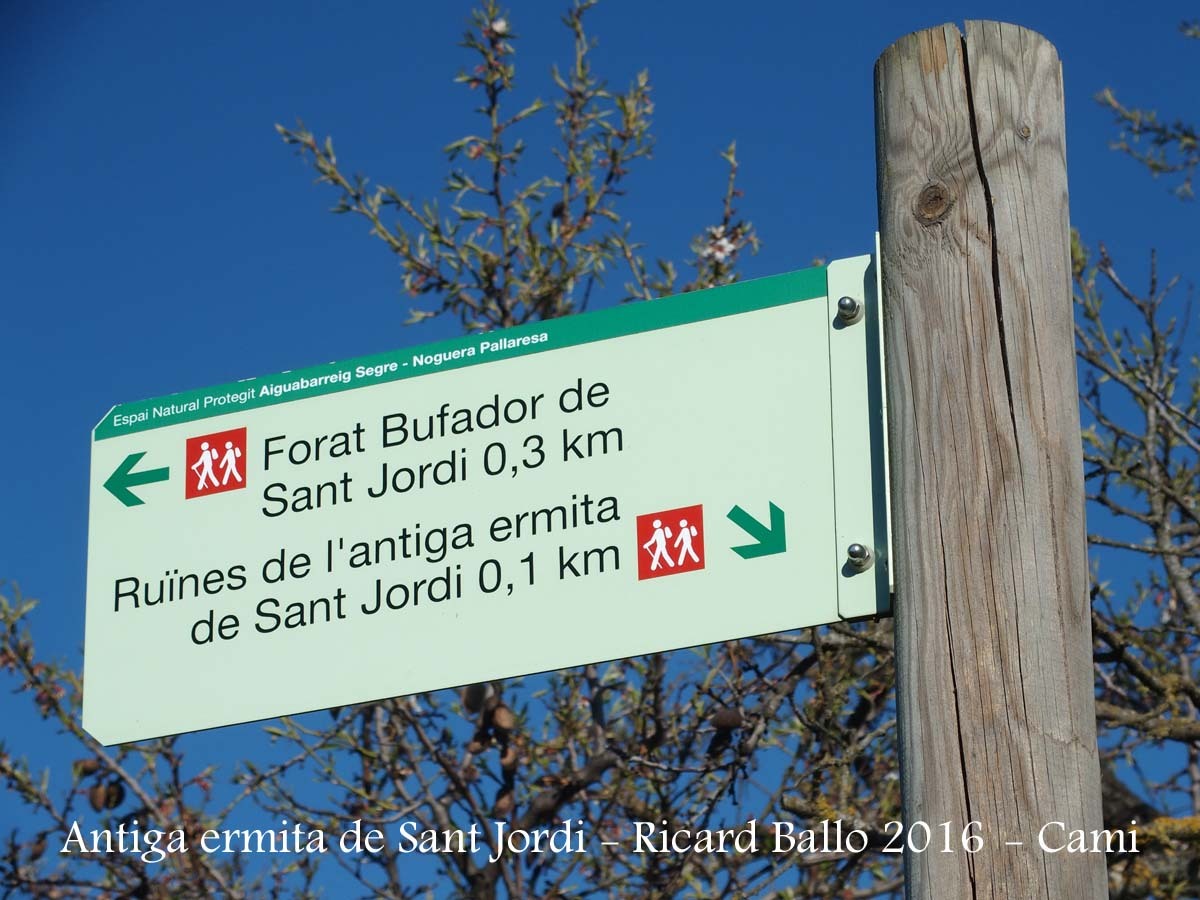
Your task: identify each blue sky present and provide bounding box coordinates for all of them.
[1,0,1196,885]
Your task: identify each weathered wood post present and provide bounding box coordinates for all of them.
[875,22,1107,898]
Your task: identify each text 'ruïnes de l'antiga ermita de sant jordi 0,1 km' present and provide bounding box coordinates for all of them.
[85,255,890,744]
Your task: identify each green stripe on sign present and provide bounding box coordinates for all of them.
[94,265,828,440]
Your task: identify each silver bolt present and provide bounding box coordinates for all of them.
[846,543,873,571]
[837,296,863,324]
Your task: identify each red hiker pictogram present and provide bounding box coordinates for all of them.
[186,427,247,499]
[637,504,705,580]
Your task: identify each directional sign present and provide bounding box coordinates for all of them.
[103,453,171,507]
[728,503,787,559]
[85,254,891,744]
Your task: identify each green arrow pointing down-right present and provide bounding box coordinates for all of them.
[727,502,786,559]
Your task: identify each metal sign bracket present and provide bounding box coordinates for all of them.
[827,243,893,621]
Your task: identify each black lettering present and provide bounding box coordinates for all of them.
[381,413,408,447]
[562,429,584,460]
[114,577,140,612]
[263,435,286,470]
[226,565,247,591]
[262,482,289,517]
[203,569,225,593]
[558,547,581,578]
[191,610,237,644]
[255,598,282,633]
[263,550,312,584]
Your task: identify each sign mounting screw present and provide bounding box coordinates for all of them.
[846,543,873,571]
[837,296,863,324]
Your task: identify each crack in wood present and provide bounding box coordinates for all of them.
[940,523,980,900]
[960,34,1021,453]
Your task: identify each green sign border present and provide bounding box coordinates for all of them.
[95,266,827,441]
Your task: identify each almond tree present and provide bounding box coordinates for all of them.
[1072,22,1200,898]
[1097,20,1198,200]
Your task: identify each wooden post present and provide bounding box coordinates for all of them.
[875,22,1107,898]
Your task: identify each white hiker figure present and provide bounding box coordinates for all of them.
[674,517,700,565]
[220,440,243,485]
[191,441,219,491]
[642,519,675,571]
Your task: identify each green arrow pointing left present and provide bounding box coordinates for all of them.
[104,452,170,507]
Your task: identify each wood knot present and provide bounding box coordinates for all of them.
[1017,124,1032,141]
[914,182,953,226]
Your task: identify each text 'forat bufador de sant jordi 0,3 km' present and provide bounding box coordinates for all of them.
[255,378,615,517]
[84,256,890,744]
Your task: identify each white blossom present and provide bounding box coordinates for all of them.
[702,236,736,262]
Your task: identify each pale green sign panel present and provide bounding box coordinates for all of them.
[85,254,890,744]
